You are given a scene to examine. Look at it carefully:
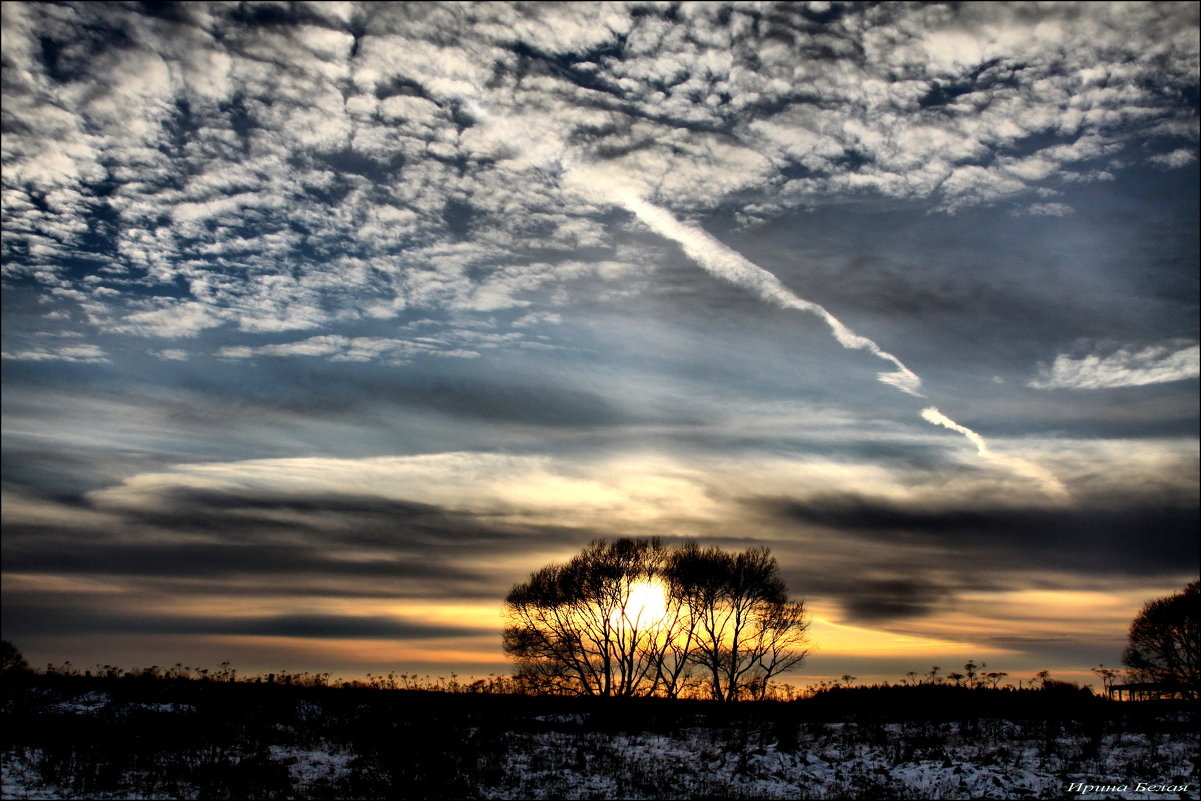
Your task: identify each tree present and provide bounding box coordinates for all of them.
[667,544,810,701]
[1122,580,1200,697]
[1,640,30,677]
[502,538,673,697]
[503,538,811,700]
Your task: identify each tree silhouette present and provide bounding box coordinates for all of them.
[667,544,809,701]
[502,538,810,699]
[502,538,673,697]
[1091,665,1120,695]
[1122,580,1199,697]
[1,640,30,676]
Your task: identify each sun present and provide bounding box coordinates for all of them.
[614,579,670,630]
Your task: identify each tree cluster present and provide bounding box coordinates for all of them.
[502,538,810,700]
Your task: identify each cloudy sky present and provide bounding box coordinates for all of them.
[2,1,1198,687]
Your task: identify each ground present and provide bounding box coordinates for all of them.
[2,677,1196,800]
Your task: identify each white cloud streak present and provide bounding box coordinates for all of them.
[218,335,454,363]
[1029,344,1201,390]
[921,407,1069,500]
[1020,202,1074,218]
[566,168,925,397]
[626,181,1067,498]
[558,160,1066,498]
[1,343,109,363]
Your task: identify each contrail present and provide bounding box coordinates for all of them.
[922,408,1069,499]
[564,169,1067,500]
[465,103,1068,499]
[610,187,923,398]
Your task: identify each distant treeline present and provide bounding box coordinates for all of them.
[6,662,1119,722]
[4,641,1101,701]
[18,661,1090,698]
[4,668,1186,729]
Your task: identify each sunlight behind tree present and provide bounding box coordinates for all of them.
[614,580,670,631]
[504,538,810,699]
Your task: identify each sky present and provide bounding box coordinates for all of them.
[2,1,1198,688]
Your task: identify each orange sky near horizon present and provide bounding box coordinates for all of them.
[11,579,1162,692]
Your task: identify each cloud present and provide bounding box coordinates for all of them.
[756,492,1199,622]
[214,326,571,363]
[84,452,725,531]
[920,407,1068,500]
[560,156,1078,499]
[1148,148,1197,169]
[4,430,1195,660]
[1029,344,1201,390]
[1,343,109,363]
[218,335,426,363]
[568,168,925,397]
[67,438,1201,556]
[512,311,562,328]
[112,301,226,338]
[1,601,492,641]
[1019,202,1074,217]
[815,577,955,624]
[4,1,1196,349]
[2,484,513,601]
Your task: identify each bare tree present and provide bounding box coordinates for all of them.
[668,544,810,701]
[650,553,705,699]
[1122,580,1200,697]
[750,599,811,699]
[502,538,672,697]
[504,538,810,700]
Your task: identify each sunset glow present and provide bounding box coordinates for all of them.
[614,580,671,631]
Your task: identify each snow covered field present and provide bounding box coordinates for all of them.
[471,720,1197,800]
[2,679,1196,800]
